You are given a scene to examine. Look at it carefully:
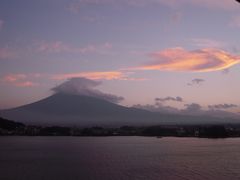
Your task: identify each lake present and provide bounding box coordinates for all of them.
[0,137,240,180]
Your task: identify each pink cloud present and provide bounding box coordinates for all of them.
[133,48,240,72]
[2,74,27,83]
[1,74,39,87]
[36,41,112,54]
[14,81,39,87]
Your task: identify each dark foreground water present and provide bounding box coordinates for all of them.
[1,137,240,180]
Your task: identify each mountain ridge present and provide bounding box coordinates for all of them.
[1,93,239,126]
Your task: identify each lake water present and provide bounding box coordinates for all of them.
[1,137,240,180]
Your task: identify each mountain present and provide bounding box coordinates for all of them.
[1,93,239,126]
[0,117,25,131]
[1,93,157,126]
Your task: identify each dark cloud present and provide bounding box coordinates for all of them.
[182,103,239,118]
[132,104,180,114]
[133,96,183,114]
[133,99,201,115]
[187,78,205,86]
[183,103,202,112]
[52,77,124,103]
[132,104,157,112]
[208,103,238,110]
[155,96,183,102]
[133,100,240,119]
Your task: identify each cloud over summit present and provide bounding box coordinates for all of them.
[52,78,124,103]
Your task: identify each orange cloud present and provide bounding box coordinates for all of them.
[52,71,147,81]
[52,71,128,80]
[135,48,240,72]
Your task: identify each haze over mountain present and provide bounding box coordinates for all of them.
[1,78,239,127]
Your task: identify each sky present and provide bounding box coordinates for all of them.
[0,0,240,115]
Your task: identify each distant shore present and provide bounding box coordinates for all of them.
[2,117,240,138]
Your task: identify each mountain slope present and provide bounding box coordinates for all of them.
[1,93,157,126]
[1,93,239,126]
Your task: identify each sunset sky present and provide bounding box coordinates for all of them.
[0,0,240,114]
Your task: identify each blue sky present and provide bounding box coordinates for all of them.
[0,0,240,115]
